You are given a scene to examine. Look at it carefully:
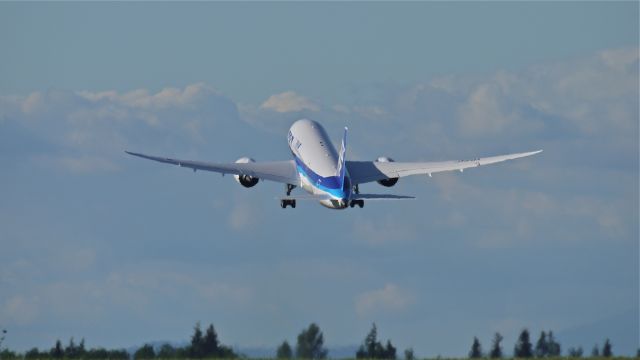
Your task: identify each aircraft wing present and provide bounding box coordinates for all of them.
[352,194,415,200]
[347,150,542,185]
[125,151,299,185]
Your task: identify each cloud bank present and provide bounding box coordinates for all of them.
[0,47,637,355]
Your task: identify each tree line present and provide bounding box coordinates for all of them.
[0,324,635,359]
[468,329,617,359]
[0,337,128,360]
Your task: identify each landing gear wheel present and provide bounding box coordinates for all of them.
[350,200,364,208]
[280,200,286,208]
[291,200,296,208]
[280,199,296,209]
[357,200,364,208]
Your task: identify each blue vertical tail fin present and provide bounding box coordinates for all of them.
[337,126,347,189]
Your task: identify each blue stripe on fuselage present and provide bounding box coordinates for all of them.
[292,153,351,199]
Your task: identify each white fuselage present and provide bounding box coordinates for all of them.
[288,119,351,209]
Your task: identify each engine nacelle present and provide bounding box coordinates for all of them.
[234,157,259,188]
[375,156,399,187]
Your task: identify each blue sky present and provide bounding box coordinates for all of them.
[0,2,638,357]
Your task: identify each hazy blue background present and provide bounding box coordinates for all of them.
[0,2,638,357]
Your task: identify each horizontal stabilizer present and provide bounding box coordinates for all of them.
[352,194,415,200]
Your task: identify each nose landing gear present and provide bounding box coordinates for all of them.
[349,199,364,208]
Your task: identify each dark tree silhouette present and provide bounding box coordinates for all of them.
[469,337,483,358]
[106,349,129,359]
[384,340,397,360]
[50,340,64,359]
[277,341,293,359]
[157,344,176,358]
[134,344,155,359]
[202,324,220,356]
[189,322,205,358]
[295,323,328,359]
[602,339,613,357]
[514,329,533,358]
[25,348,42,359]
[87,348,109,359]
[186,322,235,358]
[65,338,86,359]
[591,344,600,357]
[567,346,583,357]
[534,331,548,357]
[356,323,397,359]
[489,333,503,359]
[365,323,379,358]
[404,348,414,360]
[547,331,560,357]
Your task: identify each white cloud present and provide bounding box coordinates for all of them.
[21,92,44,114]
[77,82,216,110]
[453,47,638,138]
[431,173,634,247]
[0,83,240,173]
[355,283,414,316]
[260,91,320,113]
[457,80,520,136]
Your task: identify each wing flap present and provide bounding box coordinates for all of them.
[125,151,299,185]
[352,194,415,200]
[279,194,332,201]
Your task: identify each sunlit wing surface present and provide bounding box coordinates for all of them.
[125,151,299,185]
[352,194,415,200]
[347,150,542,185]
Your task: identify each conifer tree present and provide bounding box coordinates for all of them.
[469,337,483,358]
[277,341,293,359]
[295,323,328,359]
[203,324,220,357]
[534,331,548,357]
[568,347,583,357]
[514,329,533,358]
[489,333,503,359]
[384,340,396,360]
[134,344,155,359]
[51,340,64,359]
[404,348,414,360]
[602,339,612,357]
[547,331,560,357]
[189,322,204,358]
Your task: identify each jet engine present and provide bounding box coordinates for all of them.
[375,156,399,187]
[233,157,259,188]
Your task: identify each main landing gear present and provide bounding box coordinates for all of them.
[281,184,297,208]
[349,184,363,208]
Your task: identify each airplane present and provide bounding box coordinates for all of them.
[126,118,542,210]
